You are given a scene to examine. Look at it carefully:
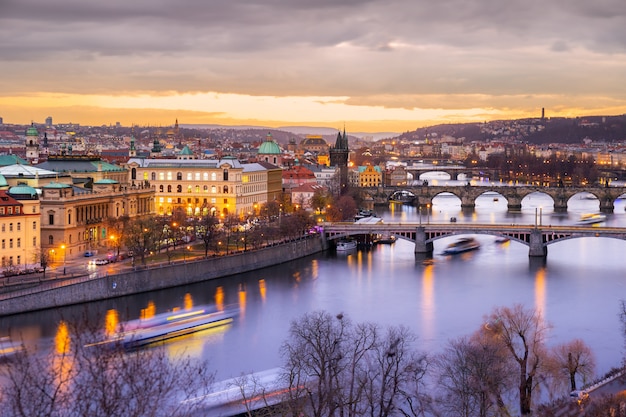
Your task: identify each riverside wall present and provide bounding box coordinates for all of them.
[0,236,326,317]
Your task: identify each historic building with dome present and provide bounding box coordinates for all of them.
[257,132,283,166]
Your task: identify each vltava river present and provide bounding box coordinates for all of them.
[2,190,626,381]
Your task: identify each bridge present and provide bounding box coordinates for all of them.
[369,184,626,212]
[322,222,626,258]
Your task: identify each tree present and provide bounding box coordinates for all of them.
[104,215,130,257]
[545,339,595,392]
[278,311,431,417]
[123,216,158,266]
[195,210,221,257]
[0,316,215,417]
[434,334,514,417]
[486,304,551,415]
[33,248,51,279]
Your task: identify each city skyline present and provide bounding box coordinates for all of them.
[2,0,626,133]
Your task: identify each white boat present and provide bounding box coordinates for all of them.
[336,239,358,251]
[374,234,396,244]
[442,237,480,255]
[0,336,23,359]
[89,306,237,349]
[577,213,607,225]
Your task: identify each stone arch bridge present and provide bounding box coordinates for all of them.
[369,185,626,212]
[322,222,626,258]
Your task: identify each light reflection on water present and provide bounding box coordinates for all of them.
[1,193,625,382]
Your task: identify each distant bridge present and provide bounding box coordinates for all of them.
[322,222,626,258]
[370,185,626,212]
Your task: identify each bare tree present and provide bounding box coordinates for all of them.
[545,339,596,393]
[433,333,514,417]
[123,216,158,266]
[0,317,215,417]
[195,210,221,257]
[279,311,431,417]
[486,304,551,415]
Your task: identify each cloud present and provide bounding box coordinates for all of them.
[1,0,626,129]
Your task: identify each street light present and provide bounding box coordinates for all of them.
[60,244,66,275]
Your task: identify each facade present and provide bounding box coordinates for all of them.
[36,155,128,185]
[40,180,154,260]
[386,165,409,186]
[358,165,382,187]
[291,183,327,210]
[329,129,350,193]
[0,186,41,274]
[125,157,272,218]
[257,132,283,166]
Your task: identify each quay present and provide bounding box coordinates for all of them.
[0,235,325,318]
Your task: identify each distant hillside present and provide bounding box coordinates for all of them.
[397,115,626,144]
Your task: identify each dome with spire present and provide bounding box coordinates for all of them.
[26,123,39,137]
[258,132,281,155]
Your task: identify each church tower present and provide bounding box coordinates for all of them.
[129,136,137,157]
[329,127,349,193]
[25,123,40,163]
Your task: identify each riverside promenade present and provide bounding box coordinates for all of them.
[0,235,326,317]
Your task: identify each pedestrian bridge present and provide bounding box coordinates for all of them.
[322,222,626,258]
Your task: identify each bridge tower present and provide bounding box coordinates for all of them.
[330,127,349,194]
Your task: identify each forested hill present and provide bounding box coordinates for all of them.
[396,114,626,145]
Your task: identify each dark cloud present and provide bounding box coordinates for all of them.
[1,0,626,112]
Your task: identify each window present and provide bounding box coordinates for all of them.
[211,185,216,193]
[195,172,200,181]
[187,173,193,181]
[9,223,13,232]
[177,185,182,193]
[203,172,208,180]
[0,207,4,215]
[33,237,36,247]
[159,172,164,180]
[68,213,71,224]
[49,214,54,225]
[17,238,20,248]
[223,186,228,193]
[15,207,20,214]
[17,222,21,231]
[211,172,217,181]
[9,239,13,249]
[177,172,182,180]
[131,167,137,180]
[33,221,36,230]
[17,256,20,265]
[49,236,54,245]
[167,172,172,180]
[1,224,3,232]
[1,239,4,249]
[8,207,12,214]
[223,169,229,181]
[195,185,200,193]
[167,185,172,193]
[203,185,208,191]
[159,185,164,192]
[187,185,192,193]
[151,172,156,181]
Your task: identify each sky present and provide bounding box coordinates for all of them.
[1,0,626,133]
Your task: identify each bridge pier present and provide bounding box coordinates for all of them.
[528,228,547,258]
[414,226,434,255]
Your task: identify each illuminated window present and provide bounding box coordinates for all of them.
[167,172,172,180]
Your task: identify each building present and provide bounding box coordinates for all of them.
[329,128,350,193]
[39,179,154,260]
[0,181,41,274]
[358,165,382,188]
[386,165,409,186]
[36,155,127,186]
[25,123,40,164]
[257,132,283,166]
[125,156,274,218]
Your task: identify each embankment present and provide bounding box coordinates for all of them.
[0,235,326,317]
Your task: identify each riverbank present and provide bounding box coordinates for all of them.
[0,235,326,317]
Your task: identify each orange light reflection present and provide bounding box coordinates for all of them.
[259,279,266,302]
[184,293,194,310]
[421,264,435,342]
[104,309,119,337]
[215,286,225,311]
[534,267,547,317]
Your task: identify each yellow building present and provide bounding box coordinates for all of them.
[0,182,41,274]
[358,165,382,187]
[40,180,154,260]
[126,157,276,218]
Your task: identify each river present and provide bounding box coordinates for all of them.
[1,188,625,382]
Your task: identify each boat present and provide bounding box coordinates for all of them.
[577,213,607,225]
[354,209,377,221]
[336,239,358,251]
[89,306,237,349]
[0,336,23,359]
[495,236,510,244]
[442,237,480,255]
[374,234,396,244]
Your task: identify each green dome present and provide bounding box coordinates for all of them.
[26,124,39,137]
[94,179,119,184]
[8,184,38,198]
[179,145,193,155]
[258,136,281,155]
[43,181,71,189]
[0,174,7,188]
